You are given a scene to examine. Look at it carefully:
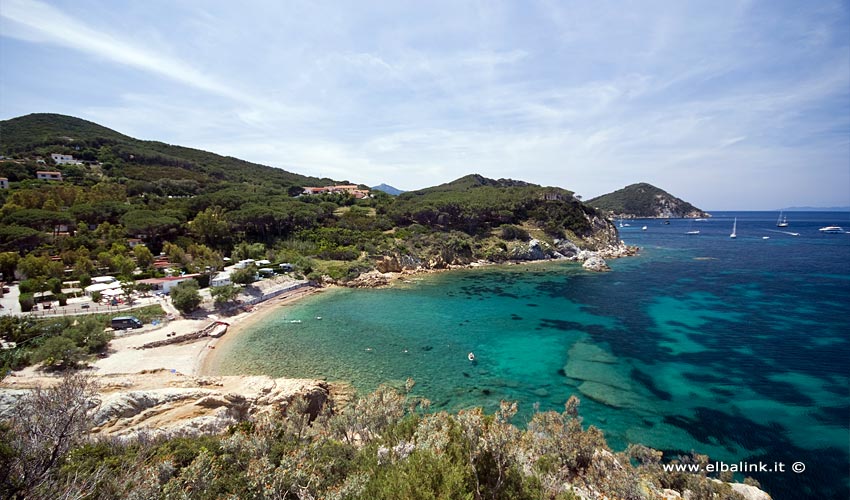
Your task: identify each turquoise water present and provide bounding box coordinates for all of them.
[211,212,850,498]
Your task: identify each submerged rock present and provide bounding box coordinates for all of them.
[582,255,610,272]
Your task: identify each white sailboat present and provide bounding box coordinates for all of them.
[776,211,788,227]
[730,217,737,239]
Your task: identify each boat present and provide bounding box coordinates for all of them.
[467,352,475,362]
[819,226,844,234]
[663,220,670,225]
[686,230,700,235]
[642,226,647,231]
[730,217,737,239]
[776,212,789,227]
[762,236,770,240]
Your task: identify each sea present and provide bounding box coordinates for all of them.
[209,211,850,499]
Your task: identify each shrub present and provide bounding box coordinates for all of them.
[170,279,202,314]
[32,336,84,368]
[19,293,34,312]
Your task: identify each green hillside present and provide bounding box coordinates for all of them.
[0,113,334,189]
[587,182,707,218]
[0,113,620,294]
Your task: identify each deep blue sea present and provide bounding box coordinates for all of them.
[210,211,850,499]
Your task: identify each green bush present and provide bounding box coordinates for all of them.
[170,279,202,314]
[32,336,84,368]
[18,293,34,312]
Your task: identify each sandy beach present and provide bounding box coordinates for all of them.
[196,286,323,375]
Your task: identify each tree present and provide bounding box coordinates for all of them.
[133,245,154,270]
[210,284,240,307]
[189,205,231,248]
[170,279,202,314]
[0,252,19,282]
[32,337,84,369]
[16,254,63,281]
[1,373,98,498]
[120,281,135,305]
[230,265,257,285]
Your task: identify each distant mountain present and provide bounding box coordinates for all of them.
[780,206,850,212]
[371,183,405,196]
[587,183,708,218]
[0,113,336,189]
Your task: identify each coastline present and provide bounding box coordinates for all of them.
[196,286,322,376]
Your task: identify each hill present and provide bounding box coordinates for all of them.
[0,113,335,190]
[587,183,708,218]
[370,183,404,196]
[0,113,628,289]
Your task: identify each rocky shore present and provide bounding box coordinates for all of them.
[0,370,337,440]
[334,240,638,288]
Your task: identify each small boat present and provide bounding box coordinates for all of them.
[686,231,700,235]
[663,220,670,225]
[290,320,302,324]
[762,236,770,240]
[642,226,647,231]
[467,352,475,362]
[776,212,789,227]
[315,316,322,320]
[819,226,845,234]
[730,217,737,239]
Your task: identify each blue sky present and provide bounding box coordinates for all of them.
[1,0,848,210]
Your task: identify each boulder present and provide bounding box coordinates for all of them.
[582,255,610,272]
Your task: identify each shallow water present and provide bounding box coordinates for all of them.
[211,211,850,498]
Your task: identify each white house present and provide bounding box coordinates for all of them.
[0,178,8,189]
[211,270,232,287]
[234,259,255,269]
[137,274,201,294]
[36,171,63,181]
[50,153,81,165]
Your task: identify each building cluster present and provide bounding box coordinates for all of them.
[301,184,370,199]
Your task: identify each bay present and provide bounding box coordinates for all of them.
[210,211,850,499]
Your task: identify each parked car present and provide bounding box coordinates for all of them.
[110,316,142,330]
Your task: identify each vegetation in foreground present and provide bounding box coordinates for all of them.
[0,374,760,500]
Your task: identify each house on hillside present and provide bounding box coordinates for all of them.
[0,178,8,189]
[36,171,63,181]
[50,153,82,165]
[301,184,370,199]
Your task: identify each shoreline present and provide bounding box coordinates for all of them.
[196,286,322,376]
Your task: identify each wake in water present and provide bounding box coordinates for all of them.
[764,229,800,236]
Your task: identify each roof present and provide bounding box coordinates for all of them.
[85,282,122,292]
[137,274,200,284]
[37,170,62,175]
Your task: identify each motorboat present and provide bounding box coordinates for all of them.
[468,352,475,362]
[819,226,844,234]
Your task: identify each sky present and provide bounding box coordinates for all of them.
[1,0,848,210]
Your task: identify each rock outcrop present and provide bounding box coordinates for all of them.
[1,371,331,440]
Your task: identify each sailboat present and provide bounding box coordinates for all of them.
[776,211,789,227]
[730,217,737,239]
[685,219,700,235]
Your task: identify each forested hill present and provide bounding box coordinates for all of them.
[0,113,622,287]
[0,113,335,190]
[586,182,708,218]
